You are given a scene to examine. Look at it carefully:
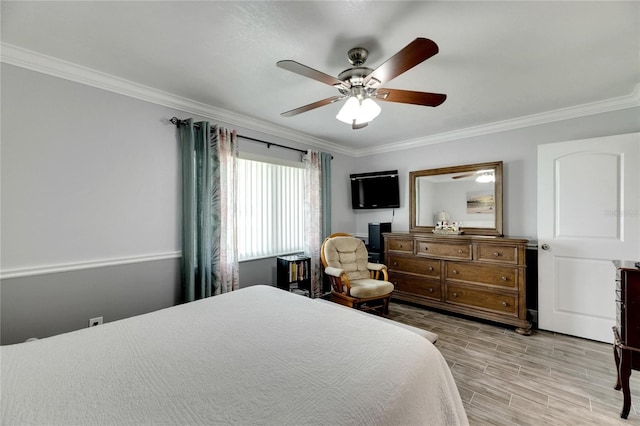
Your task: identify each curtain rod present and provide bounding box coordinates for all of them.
[169,117,308,155]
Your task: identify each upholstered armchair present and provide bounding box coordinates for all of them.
[320,233,394,314]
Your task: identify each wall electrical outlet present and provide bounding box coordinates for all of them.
[88,316,103,327]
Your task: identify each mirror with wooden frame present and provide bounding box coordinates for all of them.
[410,161,503,236]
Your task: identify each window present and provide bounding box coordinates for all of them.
[237,157,305,261]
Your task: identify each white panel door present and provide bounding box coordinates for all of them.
[538,133,640,343]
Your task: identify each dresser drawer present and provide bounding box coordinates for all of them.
[390,272,441,301]
[387,254,440,277]
[475,243,519,264]
[383,233,531,332]
[446,285,518,315]
[387,239,414,253]
[416,241,472,260]
[446,262,519,289]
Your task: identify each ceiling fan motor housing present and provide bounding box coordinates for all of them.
[347,47,369,66]
[338,67,374,95]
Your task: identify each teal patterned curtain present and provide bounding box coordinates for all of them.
[210,126,239,295]
[178,120,239,302]
[179,120,213,302]
[320,152,332,240]
[303,150,332,297]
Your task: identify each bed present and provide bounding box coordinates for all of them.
[1,285,468,425]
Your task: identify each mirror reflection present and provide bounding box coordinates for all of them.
[410,161,503,236]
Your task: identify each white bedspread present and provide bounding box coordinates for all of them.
[1,285,468,425]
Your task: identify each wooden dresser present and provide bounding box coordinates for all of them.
[613,260,640,419]
[384,233,531,334]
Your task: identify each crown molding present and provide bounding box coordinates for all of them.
[2,43,638,159]
[356,83,640,157]
[0,43,355,157]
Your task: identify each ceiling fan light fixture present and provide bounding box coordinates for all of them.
[360,98,382,122]
[336,96,381,125]
[336,97,359,124]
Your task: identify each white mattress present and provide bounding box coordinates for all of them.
[1,285,468,425]
[316,298,439,343]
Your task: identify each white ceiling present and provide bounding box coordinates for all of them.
[2,1,639,154]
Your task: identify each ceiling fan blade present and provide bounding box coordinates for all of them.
[376,88,446,107]
[281,95,345,117]
[352,121,368,130]
[452,173,475,180]
[364,38,439,87]
[277,60,348,89]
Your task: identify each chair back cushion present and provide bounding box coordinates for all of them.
[323,236,370,281]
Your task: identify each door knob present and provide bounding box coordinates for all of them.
[541,243,550,250]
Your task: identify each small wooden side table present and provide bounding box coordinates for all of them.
[613,260,640,419]
[277,255,311,296]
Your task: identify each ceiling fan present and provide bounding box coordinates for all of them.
[276,38,447,130]
[452,170,495,182]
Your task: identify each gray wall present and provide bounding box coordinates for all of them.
[1,258,181,345]
[351,108,640,240]
[0,64,355,344]
[2,61,638,345]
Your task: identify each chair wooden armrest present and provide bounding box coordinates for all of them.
[323,266,351,294]
[367,262,388,280]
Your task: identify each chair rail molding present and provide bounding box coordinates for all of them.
[0,251,182,280]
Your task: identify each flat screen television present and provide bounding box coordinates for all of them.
[350,170,400,209]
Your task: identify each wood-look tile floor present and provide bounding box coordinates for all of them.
[386,301,640,425]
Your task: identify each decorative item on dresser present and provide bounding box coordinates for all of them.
[613,260,640,419]
[384,233,531,335]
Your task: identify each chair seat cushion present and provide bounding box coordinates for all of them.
[347,279,394,298]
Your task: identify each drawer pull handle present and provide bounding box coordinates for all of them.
[493,252,501,257]
[501,276,508,281]
[428,266,434,271]
[424,247,428,251]
[457,249,463,254]
[502,301,508,307]
[399,244,403,248]
[393,262,398,266]
[452,270,458,274]
[453,292,459,298]
[428,288,434,293]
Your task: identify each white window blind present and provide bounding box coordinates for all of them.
[237,158,305,261]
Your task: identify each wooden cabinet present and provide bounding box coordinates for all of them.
[384,233,531,334]
[612,260,640,419]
